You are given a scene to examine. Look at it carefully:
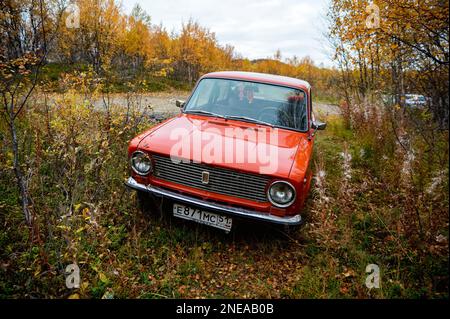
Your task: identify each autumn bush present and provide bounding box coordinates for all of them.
[306,101,448,298]
[0,76,155,297]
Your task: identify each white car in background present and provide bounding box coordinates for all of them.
[404,94,428,108]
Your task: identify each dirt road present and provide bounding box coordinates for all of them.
[90,91,340,119]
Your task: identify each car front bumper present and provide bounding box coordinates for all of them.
[125,177,302,226]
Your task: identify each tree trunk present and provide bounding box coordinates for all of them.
[9,116,32,225]
[188,64,192,85]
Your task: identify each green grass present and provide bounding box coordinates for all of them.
[314,94,340,105]
[39,63,192,93]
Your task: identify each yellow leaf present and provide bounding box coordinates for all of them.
[74,203,82,213]
[99,272,108,283]
[68,293,80,299]
[82,207,90,217]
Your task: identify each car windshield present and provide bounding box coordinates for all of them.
[184,78,308,131]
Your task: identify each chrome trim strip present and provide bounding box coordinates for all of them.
[125,177,302,225]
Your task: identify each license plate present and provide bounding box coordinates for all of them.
[173,203,232,231]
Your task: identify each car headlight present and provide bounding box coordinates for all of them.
[130,151,152,175]
[267,181,296,207]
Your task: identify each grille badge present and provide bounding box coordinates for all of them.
[202,171,210,184]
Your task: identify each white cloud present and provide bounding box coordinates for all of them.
[122,0,333,66]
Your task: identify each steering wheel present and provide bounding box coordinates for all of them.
[258,106,307,129]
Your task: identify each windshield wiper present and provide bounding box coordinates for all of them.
[185,110,227,119]
[225,115,274,128]
[185,111,274,128]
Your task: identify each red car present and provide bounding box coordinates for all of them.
[126,71,326,232]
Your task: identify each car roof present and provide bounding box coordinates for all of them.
[201,71,311,91]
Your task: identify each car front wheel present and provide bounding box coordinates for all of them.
[137,191,163,215]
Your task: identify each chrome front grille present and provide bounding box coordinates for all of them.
[152,155,269,202]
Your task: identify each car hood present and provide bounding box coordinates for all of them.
[137,114,310,178]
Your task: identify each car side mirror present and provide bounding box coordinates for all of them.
[175,100,185,108]
[308,121,326,141]
[312,121,326,130]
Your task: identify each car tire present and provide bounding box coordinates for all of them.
[282,224,297,236]
[137,191,163,215]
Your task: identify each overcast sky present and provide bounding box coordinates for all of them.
[122,0,333,67]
